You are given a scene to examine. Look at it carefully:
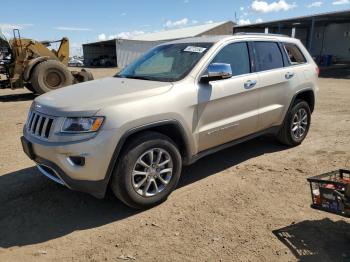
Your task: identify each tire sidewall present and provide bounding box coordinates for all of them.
[115,138,182,208]
[287,101,311,144]
[31,60,73,94]
[24,83,35,93]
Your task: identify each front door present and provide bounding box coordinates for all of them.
[196,42,260,152]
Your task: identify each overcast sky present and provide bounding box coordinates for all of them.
[1,0,349,55]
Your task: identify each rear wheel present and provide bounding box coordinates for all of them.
[277,100,311,146]
[110,132,182,209]
[31,60,73,94]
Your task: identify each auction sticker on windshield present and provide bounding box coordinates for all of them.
[183,46,207,53]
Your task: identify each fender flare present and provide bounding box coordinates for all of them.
[23,56,57,81]
[279,88,315,128]
[287,88,315,114]
[100,120,191,196]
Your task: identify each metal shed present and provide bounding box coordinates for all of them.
[115,39,162,69]
[82,39,117,67]
[83,21,235,68]
[234,10,350,63]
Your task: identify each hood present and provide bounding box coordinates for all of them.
[34,77,173,116]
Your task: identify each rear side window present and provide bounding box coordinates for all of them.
[254,42,284,72]
[212,42,250,76]
[283,43,307,65]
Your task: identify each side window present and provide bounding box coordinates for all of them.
[254,42,284,71]
[283,43,307,65]
[212,42,250,76]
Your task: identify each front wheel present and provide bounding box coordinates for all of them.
[110,132,182,209]
[277,100,311,146]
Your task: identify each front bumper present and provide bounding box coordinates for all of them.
[34,155,108,198]
[21,128,120,198]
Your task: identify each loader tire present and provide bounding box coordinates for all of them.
[71,69,94,84]
[24,83,35,93]
[31,60,73,94]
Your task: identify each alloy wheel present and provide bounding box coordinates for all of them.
[291,108,308,139]
[132,148,173,197]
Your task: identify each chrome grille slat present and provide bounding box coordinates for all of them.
[41,118,49,138]
[31,115,39,133]
[26,110,55,140]
[35,116,42,135]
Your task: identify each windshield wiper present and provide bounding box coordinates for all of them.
[115,74,173,82]
[115,75,156,81]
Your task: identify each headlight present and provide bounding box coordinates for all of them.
[61,117,104,133]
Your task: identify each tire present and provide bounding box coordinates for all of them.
[110,131,182,209]
[277,100,311,146]
[24,83,35,93]
[30,60,73,94]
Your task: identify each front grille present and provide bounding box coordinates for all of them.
[26,111,55,139]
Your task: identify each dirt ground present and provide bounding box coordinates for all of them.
[0,67,349,262]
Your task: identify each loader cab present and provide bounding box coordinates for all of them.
[0,32,13,65]
[0,32,14,88]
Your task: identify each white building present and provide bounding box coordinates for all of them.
[83,21,235,68]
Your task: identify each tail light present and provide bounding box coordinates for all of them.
[315,66,320,77]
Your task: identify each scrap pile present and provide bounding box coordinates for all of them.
[308,169,350,217]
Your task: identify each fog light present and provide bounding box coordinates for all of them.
[68,156,85,166]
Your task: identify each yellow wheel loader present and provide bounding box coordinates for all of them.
[0,29,93,94]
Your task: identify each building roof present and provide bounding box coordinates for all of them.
[235,9,350,28]
[83,39,116,47]
[83,21,234,46]
[131,21,233,41]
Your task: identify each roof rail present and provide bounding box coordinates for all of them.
[233,32,290,37]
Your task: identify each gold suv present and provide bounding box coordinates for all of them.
[21,34,318,208]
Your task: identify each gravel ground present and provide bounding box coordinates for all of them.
[0,67,349,262]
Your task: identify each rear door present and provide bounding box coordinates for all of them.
[253,41,299,130]
[197,41,260,152]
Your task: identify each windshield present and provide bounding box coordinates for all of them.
[116,42,213,82]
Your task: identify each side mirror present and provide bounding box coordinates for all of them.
[201,63,232,82]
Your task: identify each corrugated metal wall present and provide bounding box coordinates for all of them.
[115,40,161,68]
[310,23,350,62]
[234,27,308,46]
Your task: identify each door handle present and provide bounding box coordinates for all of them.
[244,80,257,89]
[285,72,295,79]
